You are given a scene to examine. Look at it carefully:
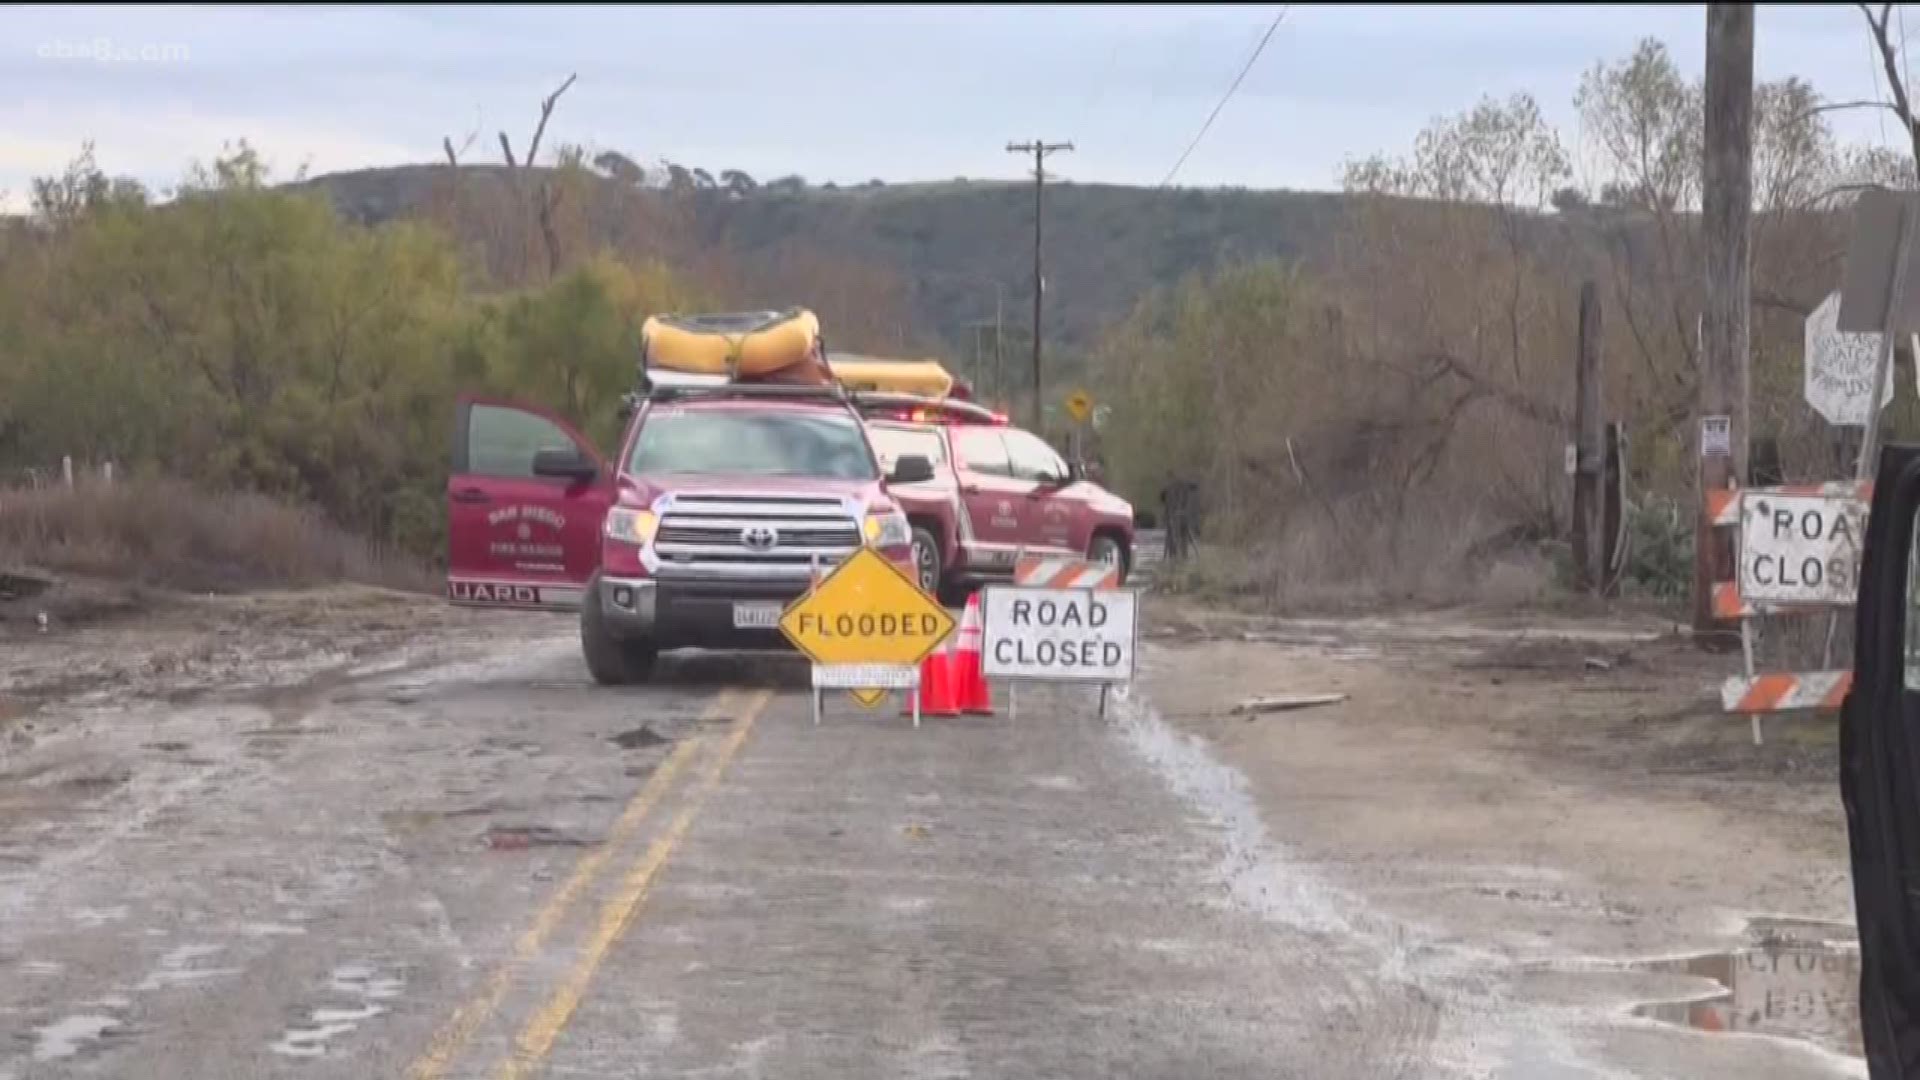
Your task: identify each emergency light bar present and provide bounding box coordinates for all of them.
[850,392,1006,425]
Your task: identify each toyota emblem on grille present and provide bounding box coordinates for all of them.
[741,525,779,551]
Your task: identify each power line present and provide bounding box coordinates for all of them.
[1159,5,1291,188]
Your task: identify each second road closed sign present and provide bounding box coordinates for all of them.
[1738,490,1868,606]
[981,586,1137,682]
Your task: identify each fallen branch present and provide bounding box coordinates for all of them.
[1230,693,1349,716]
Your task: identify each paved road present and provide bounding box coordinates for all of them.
[1,620,1434,1079]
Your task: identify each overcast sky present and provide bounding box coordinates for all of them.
[1,4,1911,208]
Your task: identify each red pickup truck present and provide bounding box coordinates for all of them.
[854,394,1136,601]
[445,383,927,684]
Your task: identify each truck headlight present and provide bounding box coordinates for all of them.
[863,508,911,548]
[605,508,658,545]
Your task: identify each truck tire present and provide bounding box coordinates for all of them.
[1088,533,1129,585]
[910,526,943,596]
[580,575,657,685]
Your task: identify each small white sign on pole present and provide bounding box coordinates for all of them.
[981,586,1137,683]
[1737,490,1869,606]
[1805,291,1894,427]
[1701,416,1732,457]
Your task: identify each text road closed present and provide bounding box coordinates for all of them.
[981,586,1136,682]
[1738,492,1868,606]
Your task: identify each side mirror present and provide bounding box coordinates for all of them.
[1067,459,1088,483]
[532,447,598,482]
[890,454,936,484]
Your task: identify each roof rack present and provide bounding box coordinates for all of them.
[649,381,852,404]
[617,380,855,420]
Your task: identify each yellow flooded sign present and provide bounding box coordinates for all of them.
[780,547,955,703]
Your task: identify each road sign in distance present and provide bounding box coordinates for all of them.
[1838,189,1920,333]
[1064,389,1094,425]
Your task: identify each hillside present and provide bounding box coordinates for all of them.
[292,166,1368,353]
[691,180,1362,350]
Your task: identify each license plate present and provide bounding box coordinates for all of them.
[732,602,783,629]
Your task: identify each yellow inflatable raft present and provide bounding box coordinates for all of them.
[641,308,822,377]
[827,356,956,397]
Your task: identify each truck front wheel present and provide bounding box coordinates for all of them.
[1087,533,1129,585]
[580,575,657,685]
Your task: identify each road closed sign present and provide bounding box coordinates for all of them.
[1738,490,1869,606]
[981,586,1137,683]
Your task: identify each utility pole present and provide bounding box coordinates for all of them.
[1007,139,1073,432]
[1695,3,1753,641]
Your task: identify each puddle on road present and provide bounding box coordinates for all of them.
[32,1013,121,1062]
[134,943,240,991]
[1612,918,1861,1058]
[269,964,405,1058]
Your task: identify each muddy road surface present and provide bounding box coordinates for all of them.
[0,592,1866,1078]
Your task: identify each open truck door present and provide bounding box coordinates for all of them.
[447,396,610,610]
[1845,444,1920,1076]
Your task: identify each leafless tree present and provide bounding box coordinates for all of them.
[1859,3,1920,177]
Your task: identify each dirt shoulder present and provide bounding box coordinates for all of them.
[1139,598,1860,1077]
[0,581,554,751]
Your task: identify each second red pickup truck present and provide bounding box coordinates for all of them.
[855,394,1136,602]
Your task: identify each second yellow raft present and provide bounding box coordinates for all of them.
[826,356,956,398]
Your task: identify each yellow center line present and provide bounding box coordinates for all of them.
[494,688,773,1080]
[407,689,736,1080]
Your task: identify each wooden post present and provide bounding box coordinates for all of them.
[1572,281,1604,593]
[1695,3,1753,643]
[1601,422,1625,596]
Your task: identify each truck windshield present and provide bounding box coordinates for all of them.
[867,425,947,472]
[627,408,879,480]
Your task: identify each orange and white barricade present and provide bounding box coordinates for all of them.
[989,551,1137,720]
[1014,554,1122,590]
[1712,481,1870,744]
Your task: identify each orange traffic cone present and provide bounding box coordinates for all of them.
[904,636,961,718]
[956,593,993,715]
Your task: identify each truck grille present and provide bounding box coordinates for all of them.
[654,494,861,578]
